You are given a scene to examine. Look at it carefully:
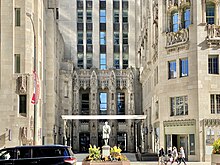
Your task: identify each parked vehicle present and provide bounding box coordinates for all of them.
[0,145,77,165]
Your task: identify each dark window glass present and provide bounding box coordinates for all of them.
[114,53,120,69]
[122,1,128,10]
[114,45,120,53]
[123,32,128,44]
[77,45,84,53]
[56,8,59,19]
[100,45,106,53]
[113,1,120,9]
[81,94,90,115]
[15,54,20,73]
[86,53,93,69]
[123,53,128,69]
[100,23,106,31]
[19,95,27,114]
[114,23,120,31]
[17,148,31,159]
[87,10,92,23]
[114,11,119,23]
[77,0,83,9]
[122,23,129,31]
[15,8,21,26]
[114,32,120,45]
[86,1,92,9]
[210,94,220,114]
[170,96,188,116]
[77,23,84,31]
[86,23,93,31]
[0,149,15,159]
[208,55,219,74]
[78,32,83,45]
[87,32,92,45]
[100,1,106,9]
[78,10,83,23]
[86,45,93,53]
[122,11,128,23]
[206,2,215,24]
[123,45,129,53]
[189,134,195,155]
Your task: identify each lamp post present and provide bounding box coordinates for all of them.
[26,12,37,145]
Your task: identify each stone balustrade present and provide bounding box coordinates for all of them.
[166,28,189,47]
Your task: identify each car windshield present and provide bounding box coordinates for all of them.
[0,149,14,160]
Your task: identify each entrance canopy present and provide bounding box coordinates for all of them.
[62,115,147,120]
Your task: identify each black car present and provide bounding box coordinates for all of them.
[0,145,77,165]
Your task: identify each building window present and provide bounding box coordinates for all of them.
[100,93,107,115]
[19,95,27,115]
[86,53,93,69]
[123,32,128,44]
[206,128,215,145]
[100,53,106,70]
[172,12,179,32]
[64,81,68,98]
[210,94,220,114]
[15,8,21,26]
[77,10,83,23]
[86,0,92,9]
[206,2,215,24]
[78,32,83,45]
[77,53,84,68]
[208,55,219,74]
[81,93,90,115]
[113,0,120,9]
[77,0,83,9]
[189,134,195,155]
[117,93,125,115]
[168,61,177,79]
[154,66,158,86]
[183,9,190,28]
[14,54,20,73]
[87,32,92,45]
[114,10,119,23]
[122,11,128,23]
[170,96,188,116]
[180,58,188,77]
[100,32,106,45]
[100,10,106,23]
[114,53,120,69]
[123,53,128,69]
[114,32,120,45]
[122,0,128,10]
[87,10,92,23]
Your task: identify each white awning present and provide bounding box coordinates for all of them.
[61,115,147,120]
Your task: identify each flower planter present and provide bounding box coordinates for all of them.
[211,154,220,165]
[82,161,130,165]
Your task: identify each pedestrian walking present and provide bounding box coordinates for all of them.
[158,146,165,165]
[172,146,178,164]
[178,147,187,165]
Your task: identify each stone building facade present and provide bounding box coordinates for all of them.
[0,0,63,147]
[138,0,220,162]
[57,0,142,152]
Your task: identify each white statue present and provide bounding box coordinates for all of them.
[102,121,111,146]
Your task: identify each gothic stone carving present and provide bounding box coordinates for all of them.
[16,75,27,94]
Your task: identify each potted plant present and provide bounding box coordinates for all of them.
[82,145,130,165]
[211,138,220,165]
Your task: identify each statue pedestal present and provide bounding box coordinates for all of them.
[102,145,110,157]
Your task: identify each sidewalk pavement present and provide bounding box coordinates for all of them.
[74,153,211,165]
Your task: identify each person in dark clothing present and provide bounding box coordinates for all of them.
[158,147,165,164]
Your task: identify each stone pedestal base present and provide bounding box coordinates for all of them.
[102,145,110,157]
